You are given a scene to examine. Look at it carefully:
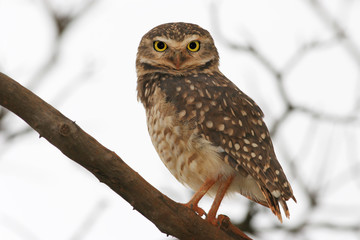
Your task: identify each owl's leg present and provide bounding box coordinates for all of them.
[183,177,216,217]
[206,175,234,225]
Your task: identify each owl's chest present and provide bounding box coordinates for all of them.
[144,87,232,191]
[145,91,194,183]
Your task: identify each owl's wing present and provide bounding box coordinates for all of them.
[159,72,296,221]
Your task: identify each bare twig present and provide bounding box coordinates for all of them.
[70,199,109,240]
[308,0,360,66]
[282,37,342,76]
[0,0,97,142]
[0,213,40,240]
[28,0,97,90]
[210,1,360,238]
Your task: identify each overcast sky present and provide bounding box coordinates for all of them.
[1,1,360,240]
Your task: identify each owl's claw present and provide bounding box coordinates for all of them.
[182,202,207,217]
[212,214,253,240]
[206,214,230,227]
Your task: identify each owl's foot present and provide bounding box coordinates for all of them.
[183,177,217,217]
[214,215,253,240]
[182,202,206,217]
[205,214,218,225]
[207,214,232,227]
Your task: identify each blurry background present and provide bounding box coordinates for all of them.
[1,0,360,239]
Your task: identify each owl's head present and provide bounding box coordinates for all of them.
[136,22,219,76]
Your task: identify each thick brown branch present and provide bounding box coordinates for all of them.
[0,72,250,240]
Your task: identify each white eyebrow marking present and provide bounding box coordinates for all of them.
[184,35,201,42]
[153,35,201,49]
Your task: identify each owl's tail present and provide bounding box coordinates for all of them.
[258,186,296,223]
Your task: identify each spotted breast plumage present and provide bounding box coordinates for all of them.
[136,22,296,225]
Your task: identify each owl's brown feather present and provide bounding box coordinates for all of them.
[138,70,295,221]
[136,22,296,222]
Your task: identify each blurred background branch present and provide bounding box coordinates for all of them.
[1,0,360,239]
[210,0,360,239]
[0,0,97,143]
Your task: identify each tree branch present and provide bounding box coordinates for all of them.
[0,72,250,240]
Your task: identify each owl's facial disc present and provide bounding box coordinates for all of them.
[151,36,214,71]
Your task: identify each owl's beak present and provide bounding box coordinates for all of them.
[170,50,186,70]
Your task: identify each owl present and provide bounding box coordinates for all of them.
[136,22,296,225]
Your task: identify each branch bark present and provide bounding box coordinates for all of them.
[0,72,250,240]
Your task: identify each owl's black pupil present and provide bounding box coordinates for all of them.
[157,41,165,49]
[189,42,197,49]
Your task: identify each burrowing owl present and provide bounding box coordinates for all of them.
[136,22,296,224]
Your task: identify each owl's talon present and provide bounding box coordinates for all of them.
[206,215,253,240]
[194,206,207,217]
[182,202,206,217]
[215,214,229,227]
[217,215,253,240]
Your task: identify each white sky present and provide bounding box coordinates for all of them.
[1,0,360,240]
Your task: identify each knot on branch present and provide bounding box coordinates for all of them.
[59,123,71,136]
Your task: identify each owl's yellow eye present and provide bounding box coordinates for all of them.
[153,41,167,52]
[187,41,200,52]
